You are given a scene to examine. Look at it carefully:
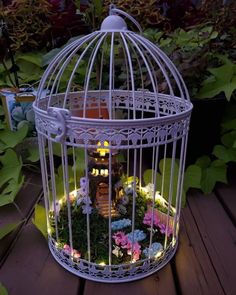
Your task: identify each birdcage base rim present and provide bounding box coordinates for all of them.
[48,238,178,283]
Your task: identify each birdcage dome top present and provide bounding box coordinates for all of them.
[34,6,192,129]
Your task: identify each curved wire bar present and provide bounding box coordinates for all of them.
[123,33,160,117]
[37,33,98,105]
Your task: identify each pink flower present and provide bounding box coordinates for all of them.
[73,250,81,259]
[143,210,160,227]
[63,244,72,255]
[158,223,172,237]
[113,231,129,246]
[121,239,132,250]
[113,232,142,261]
[127,242,141,261]
[63,244,81,258]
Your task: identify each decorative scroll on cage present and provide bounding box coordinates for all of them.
[34,5,193,283]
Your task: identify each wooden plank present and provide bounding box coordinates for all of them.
[84,264,177,295]
[0,223,80,295]
[215,183,236,225]
[36,248,80,295]
[188,191,236,295]
[23,169,42,187]
[14,180,42,217]
[174,206,224,295]
[0,175,42,263]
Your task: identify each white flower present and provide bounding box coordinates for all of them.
[112,246,123,258]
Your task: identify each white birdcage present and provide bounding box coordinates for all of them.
[34,5,193,283]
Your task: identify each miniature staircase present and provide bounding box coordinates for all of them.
[96,184,119,218]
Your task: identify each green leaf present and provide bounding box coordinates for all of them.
[0,282,8,295]
[42,48,61,67]
[16,52,44,67]
[32,204,47,238]
[221,131,236,147]
[0,105,4,116]
[0,175,24,206]
[49,142,74,157]
[196,60,236,100]
[184,164,202,191]
[201,164,227,194]
[93,0,103,17]
[54,163,82,200]
[213,145,236,163]
[157,158,180,206]
[195,155,211,168]
[222,118,236,131]
[26,146,40,162]
[0,149,23,188]
[144,159,184,206]
[72,148,85,173]
[0,221,22,240]
[0,124,28,150]
[143,169,153,186]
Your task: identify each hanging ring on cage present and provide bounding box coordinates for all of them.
[109,4,143,34]
[47,107,71,142]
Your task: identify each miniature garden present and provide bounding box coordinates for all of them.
[0,0,236,292]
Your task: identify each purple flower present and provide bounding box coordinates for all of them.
[80,177,89,188]
[158,223,172,237]
[82,204,92,214]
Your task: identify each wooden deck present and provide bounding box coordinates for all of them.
[0,169,236,295]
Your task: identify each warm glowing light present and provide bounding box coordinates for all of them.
[104,169,108,177]
[155,251,163,259]
[69,190,77,202]
[59,198,63,205]
[48,227,52,235]
[91,168,99,176]
[172,237,177,246]
[99,262,106,266]
[97,141,109,156]
[73,252,81,259]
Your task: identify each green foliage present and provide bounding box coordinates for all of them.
[1,0,52,52]
[143,158,186,206]
[213,145,236,163]
[0,52,45,87]
[85,0,103,30]
[0,149,24,206]
[0,124,28,151]
[26,146,40,162]
[52,189,168,263]
[183,165,202,191]
[201,160,227,194]
[195,155,211,168]
[197,56,236,100]
[15,53,45,84]
[0,282,8,295]
[143,24,219,97]
[0,221,22,240]
[32,204,47,238]
[0,113,38,208]
[184,153,227,194]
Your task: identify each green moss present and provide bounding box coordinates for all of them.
[50,188,172,263]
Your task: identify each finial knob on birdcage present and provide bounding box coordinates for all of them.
[101,5,127,31]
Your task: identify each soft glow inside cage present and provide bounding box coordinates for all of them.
[34,6,193,283]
